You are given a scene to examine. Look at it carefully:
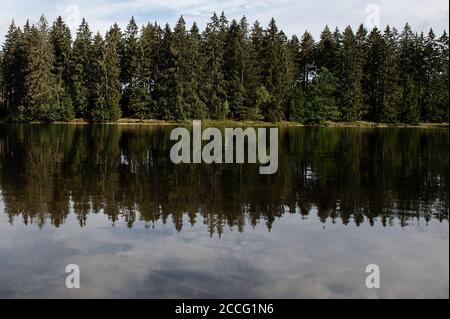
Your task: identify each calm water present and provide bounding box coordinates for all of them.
[0,124,448,299]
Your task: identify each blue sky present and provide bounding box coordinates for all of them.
[0,0,448,42]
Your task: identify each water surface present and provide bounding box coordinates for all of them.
[0,124,448,298]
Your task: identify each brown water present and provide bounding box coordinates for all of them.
[0,124,448,298]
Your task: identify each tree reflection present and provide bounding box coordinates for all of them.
[0,124,448,235]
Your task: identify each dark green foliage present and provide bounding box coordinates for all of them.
[0,52,3,116]
[129,23,160,119]
[1,21,26,116]
[88,32,122,122]
[397,24,423,124]
[185,22,207,119]
[70,18,92,118]
[0,14,448,124]
[121,17,139,116]
[259,18,295,121]
[201,12,228,119]
[23,16,71,122]
[290,68,340,124]
[50,16,75,121]
[298,31,316,88]
[316,26,341,76]
[340,26,364,121]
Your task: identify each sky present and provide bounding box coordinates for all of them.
[0,0,448,42]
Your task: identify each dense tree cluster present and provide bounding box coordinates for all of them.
[1,13,448,124]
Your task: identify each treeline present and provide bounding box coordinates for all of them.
[0,13,448,124]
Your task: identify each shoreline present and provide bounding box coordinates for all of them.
[1,118,448,128]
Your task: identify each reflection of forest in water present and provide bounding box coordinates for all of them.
[0,125,448,235]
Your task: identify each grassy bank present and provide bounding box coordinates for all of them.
[1,117,448,128]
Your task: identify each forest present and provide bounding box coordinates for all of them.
[0,12,448,124]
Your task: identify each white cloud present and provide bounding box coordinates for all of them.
[0,0,448,42]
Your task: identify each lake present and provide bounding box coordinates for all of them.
[0,124,448,298]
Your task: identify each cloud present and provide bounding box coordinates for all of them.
[0,0,448,42]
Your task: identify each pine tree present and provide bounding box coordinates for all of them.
[355,24,369,118]
[1,21,26,116]
[248,20,267,119]
[171,16,190,120]
[250,21,265,82]
[419,29,444,122]
[340,26,364,121]
[432,31,449,122]
[121,17,139,116]
[202,12,227,119]
[88,33,107,121]
[23,16,61,121]
[224,19,246,119]
[260,18,295,121]
[366,28,384,120]
[155,24,177,120]
[50,17,72,89]
[130,22,161,119]
[87,31,122,122]
[239,17,261,120]
[316,26,340,76]
[186,22,207,119]
[299,31,316,88]
[0,51,4,115]
[104,26,123,121]
[129,23,152,119]
[379,26,401,122]
[50,16,74,120]
[398,24,420,124]
[70,18,92,118]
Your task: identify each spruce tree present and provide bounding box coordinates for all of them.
[432,31,449,122]
[50,17,72,89]
[0,52,3,112]
[398,24,420,124]
[299,31,316,88]
[155,24,178,120]
[121,17,139,116]
[104,26,123,121]
[88,33,107,121]
[130,22,161,119]
[23,16,60,121]
[250,21,265,82]
[420,29,443,122]
[171,16,190,120]
[70,18,92,118]
[129,23,152,119]
[366,28,384,121]
[379,26,401,122]
[355,24,369,118]
[87,31,122,122]
[316,26,340,76]
[340,26,364,121]
[1,21,26,116]
[224,19,246,119]
[186,22,207,119]
[202,12,227,119]
[50,16,74,120]
[260,18,295,121]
